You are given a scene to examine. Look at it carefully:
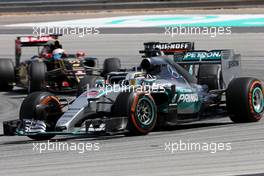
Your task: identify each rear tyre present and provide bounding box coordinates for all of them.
[28,61,47,93]
[20,92,62,140]
[103,58,121,76]
[0,59,15,91]
[226,77,264,123]
[112,92,157,135]
[76,75,102,96]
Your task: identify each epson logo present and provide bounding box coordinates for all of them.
[185,51,221,59]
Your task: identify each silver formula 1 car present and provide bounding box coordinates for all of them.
[3,42,264,140]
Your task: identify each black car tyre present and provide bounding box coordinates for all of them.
[0,59,15,91]
[103,58,121,76]
[76,75,102,96]
[226,77,264,123]
[28,61,47,93]
[20,92,62,140]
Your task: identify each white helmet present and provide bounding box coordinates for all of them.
[52,48,64,55]
[53,48,65,60]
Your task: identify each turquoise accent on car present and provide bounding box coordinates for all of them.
[183,51,222,61]
[252,87,264,113]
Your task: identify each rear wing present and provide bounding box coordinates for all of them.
[174,50,223,64]
[15,34,61,66]
[174,50,241,65]
[175,49,241,88]
[140,42,194,57]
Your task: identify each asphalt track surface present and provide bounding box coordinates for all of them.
[0,33,264,176]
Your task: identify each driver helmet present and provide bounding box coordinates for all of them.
[76,51,85,58]
[155,48,164,56]
[52,48,65,60]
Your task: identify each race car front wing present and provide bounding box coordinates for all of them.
[3,116,128,137]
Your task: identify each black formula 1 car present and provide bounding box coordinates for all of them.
[0,34,99,93]
[3,42,264,140]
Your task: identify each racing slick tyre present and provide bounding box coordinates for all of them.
[76,75,102,96]
[0,59,15,91]
[103,58,121,76]
[112,92,157,135]
[198,64,224,90]
[28,61,47,93]
[20,92,62,140]
[226,77,264,123]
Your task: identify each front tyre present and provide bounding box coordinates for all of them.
[226,77,264,123]
[28,61,47,93]
[20,92,62,140]
[113,92,157,135]
[0,59,15,91]
[76,75,102,97]
[103,58,121,76]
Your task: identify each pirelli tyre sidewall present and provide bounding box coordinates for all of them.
[226,77,264,123]
[248,80,264,120]
[127,92,157,135]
